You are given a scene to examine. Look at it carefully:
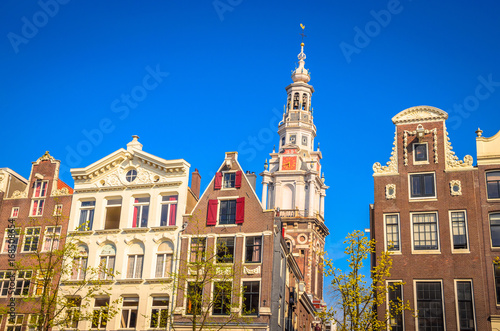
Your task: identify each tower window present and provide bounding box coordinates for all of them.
[302,136,308,146]
[287,94,291,110]
[302,94,307,110]
[293,93,299,110]
[289,135,296,144]
[281,136,285,146]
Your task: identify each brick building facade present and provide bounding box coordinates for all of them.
[371,105,500,330]
[0,152,73,331]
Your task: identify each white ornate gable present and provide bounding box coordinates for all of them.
[392,106,448,125]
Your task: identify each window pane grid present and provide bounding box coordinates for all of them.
[451,212,467,249]
[219,200,236,225]
[487,171,500,199]
[385,215,400,251]
[416,282,444,331]
[413,214,438,250]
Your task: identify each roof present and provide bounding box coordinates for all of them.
[58,180,74,194]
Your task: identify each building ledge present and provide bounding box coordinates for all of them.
[69,230,94,236]
[145,277,173,284]
[150,226,178,232]
[122,227,149,233]
[95,229,121,235]
[116,278,143,284]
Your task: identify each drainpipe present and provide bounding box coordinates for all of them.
[168,221,188,331]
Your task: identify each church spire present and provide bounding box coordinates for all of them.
[291,42,310,83]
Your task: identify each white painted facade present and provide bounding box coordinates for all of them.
[61,136,191,330]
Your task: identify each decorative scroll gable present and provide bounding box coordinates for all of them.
[392,106,448,125]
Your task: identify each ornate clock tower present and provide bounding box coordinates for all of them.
[261,41,329,302]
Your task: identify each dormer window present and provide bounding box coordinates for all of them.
[413,143,428,163]
[223,172,236,189]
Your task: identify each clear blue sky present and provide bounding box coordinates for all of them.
[2,1,500,273]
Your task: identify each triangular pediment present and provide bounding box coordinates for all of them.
[392,106,448,124]
[71,148,188,187]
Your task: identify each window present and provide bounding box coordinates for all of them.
[120,297,139,328]
[30,199,45,216]
[53,204,63,216]
[0,271,13,296]
[412,213,439,251]
[155,241,174,278]
[160,195,177,226]
[65,297,81,329]
[487,171,500,199]
[5,314,23,331]
[489,213,500,247]
[132,197,149,228]
[92,297,109,329]
[410,173,435,198]
[414,143,428,162]
[99,244,116,280]
[126,169,137,182]
[302,136,308,146]
[213,281,232,315]
[293,92,299,109]
[78,200,95,231]
[28,314,40,331]
[72,245,88,280]
[416,282,444,331]
[289,135,296,144]
[245,236,262,263]
[150,297,169,328]
[281,136,285,146]
[385,214,400,252]
[2,228,20,254]
[243,281,259,315]
[216,237,235,263]
[15,270,32,296]
[104,198,122,229]
[223,172,236,188]
[33,180,48,198]
[388,282,403,331]
[43,226,61,251]
[450,211,468,250]
[219,200,236,225]
[186,282,203,315]
[190,237,206,262]
[127,243,144,279]
[11,207,19,218]
[23,227,40,252]
[456,281,475,331]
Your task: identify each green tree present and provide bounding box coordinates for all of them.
[3,209,120,331]
[319,230,411,331]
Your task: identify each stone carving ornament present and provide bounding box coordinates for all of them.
[385,184,396,200]
[450,180,462,196]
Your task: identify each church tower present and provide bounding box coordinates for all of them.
[261,41,329,302]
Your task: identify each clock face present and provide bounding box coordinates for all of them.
[282,156,297,171]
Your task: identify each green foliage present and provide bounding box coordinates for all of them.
[318,230,411,331]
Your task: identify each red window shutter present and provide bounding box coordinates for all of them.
[207,199,218,226]
[235,171,242,188]
[235,197,245,224]
[214,172,222,190]
[282,226,285,238]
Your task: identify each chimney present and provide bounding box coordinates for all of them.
[191,169,201,199]
[245,171,257,191]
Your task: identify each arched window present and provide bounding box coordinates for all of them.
[293,93,299,110]
[99,244,116,280]
[72,245,88,280]
[155,241,174,278]
[127,242,144,279]
[287,94,291,110]
[302,94,308,110]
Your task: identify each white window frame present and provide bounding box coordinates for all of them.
[131,196,150,228]
[244,235,263,263]
[2,227,20,254]
[14,270,33,296]
[99,245,116,280]
[216,196,239,227]
[185,281,203,316]
[72,247,88,281]
[410,212,440,254]
[211,281,232,316]
[155,241,174,278]
[384,214,401,254]
[120,296,139,329]
[189,236,206,263]
[150,296,169,328]
[10,207,19,218]
[42,226,61,251]
[486,170,500,201]
[413,142,429,164]
[490,212,500,249]
[32,180,48,198]
[5,314,24,331]
[222,171,237,189]
[408,172,437,200]
[92,297,110,329]
[22,227,41,252]
[126,254,144,279]
[28,314,40,331]
[454,279,476,331]
[53,204,63,217]
[240,279,261,316]
[0,270,13,296]
[413,279,446,331]
[386,280,404,331]
[77,200,95,231]
[30,199,45,217]
[448,210,470,253]
[215,236,235,264]
[159,194,178,227]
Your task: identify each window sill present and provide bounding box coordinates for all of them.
[145,277,173,284]
[412,250,441,254]
[150,226,178,232]
[94,229,121,235]
[116,278,143,284]
[387,251,402,255]
[409,198,437,202]
[60,279,87,285]
[216,224,238,228]
[451,249,470,254]
[122,227,149,233]
[487,198,500,203]
[69,230,94,236]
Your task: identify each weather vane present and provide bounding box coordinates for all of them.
[299,23,306,43]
